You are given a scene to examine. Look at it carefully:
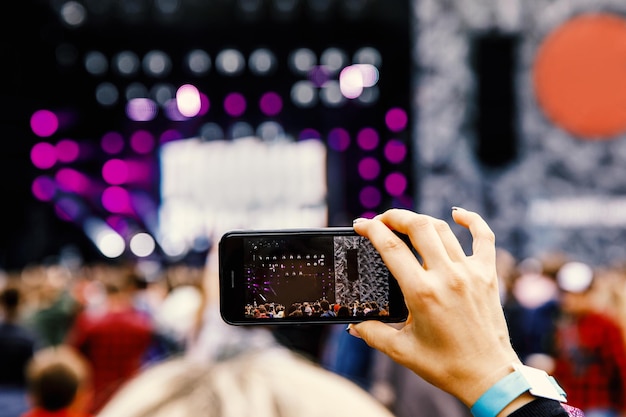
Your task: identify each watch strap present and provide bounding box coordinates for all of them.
[470,363,567,417]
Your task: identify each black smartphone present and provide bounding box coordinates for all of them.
[218,227,408,325]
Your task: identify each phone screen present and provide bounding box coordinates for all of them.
[219,228,408,325]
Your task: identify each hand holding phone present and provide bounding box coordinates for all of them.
[218,227,408,325]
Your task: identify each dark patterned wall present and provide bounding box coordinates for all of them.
[412,0,626,266]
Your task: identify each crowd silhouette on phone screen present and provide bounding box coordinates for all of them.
[4,208,626,417]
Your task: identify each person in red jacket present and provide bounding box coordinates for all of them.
[551,261,626,417]
[65,264,154,414]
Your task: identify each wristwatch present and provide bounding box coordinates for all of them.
[471,363,567,417]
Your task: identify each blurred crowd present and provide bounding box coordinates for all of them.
[1,245,626,417]
[0,261,205,417]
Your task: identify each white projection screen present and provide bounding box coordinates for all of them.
[158,136,328,258]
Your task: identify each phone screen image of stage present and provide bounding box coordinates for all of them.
[243,235,391,319]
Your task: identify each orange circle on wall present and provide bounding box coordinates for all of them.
[533,13,626,139]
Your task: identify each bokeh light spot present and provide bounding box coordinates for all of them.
[385,107,408,132]
[327,128,350,151]
[164,99,186,121]
[309,65,331,88]
[384,139,407,163]
[299,128,321,140]
[55,196,84,221]
[129,232,156,257]
[249,48,277,76]
[98,231,125,258]
[198,93,210,116]
[176,84,201,117]
[32,176,57,201]
[31,110,59,137]
[56,139,80,163]
[339,65,364,99]
[340,64,379,99]
[359,186,381,208]
[358,157,380,180]
[357,127,379,150]
[160,129,183,143]
[130,130,155,154]
[291,81,317,108]
[533,13,626,139]
[126,98,158,121]
[106,215,131,237]
[31,142,58,169]
[385,172,408,196]
[259,92,283,116]
[101,132,125,154]
[224,92,247,117]
[102,159,129,185]
[101,186,132,214]
[55,168,90,194]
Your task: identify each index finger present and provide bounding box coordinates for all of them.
[373,209,466,269]
[353,216,423,292]
[451,207,496,266]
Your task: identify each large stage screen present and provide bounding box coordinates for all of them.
[158,136,328,258]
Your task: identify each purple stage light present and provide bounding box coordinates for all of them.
[360,211,378,219]
[32,176,57,201]
[357,157,380,180]
[299,128,321,140]
[102,159,128,185]
[384,139,407,163]
[160,129,183,143]
[101,132,125,155]
[54,196,85,222]
[164,99,187,121]
[126,98,158,121]
[327,127,350,151]
[130,191,157,219]
[224,92,247,117]
[31,142,57,169]
[106,214,132,237]
[31,110,59,137]
[259,92,283,116]
[199,93,210,116]
[56,139,80,163]
[385,172,407,196]
[101,186,132,214]
[104,158,153,185]
[55,168,90,194]
[385,107,408,132]
[356,127,379,150]
[309,65,331,88]
[359,185,381,208]
[130,130,155,154]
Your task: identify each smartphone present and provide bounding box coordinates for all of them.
[218,227,408,325]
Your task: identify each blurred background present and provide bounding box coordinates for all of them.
[4,2,626,417]
[2,0,626,271]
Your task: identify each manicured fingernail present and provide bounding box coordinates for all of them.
[353,218,367,224]
[346,324,362,338]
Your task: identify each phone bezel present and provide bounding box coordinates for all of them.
[218,227,408,325]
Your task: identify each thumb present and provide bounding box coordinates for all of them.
[350,320,404,357]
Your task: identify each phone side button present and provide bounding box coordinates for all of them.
[231,271,235,288]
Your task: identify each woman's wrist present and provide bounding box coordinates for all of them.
[497,393,537,417]
[467,362,567,417]
[454,357,521,407]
